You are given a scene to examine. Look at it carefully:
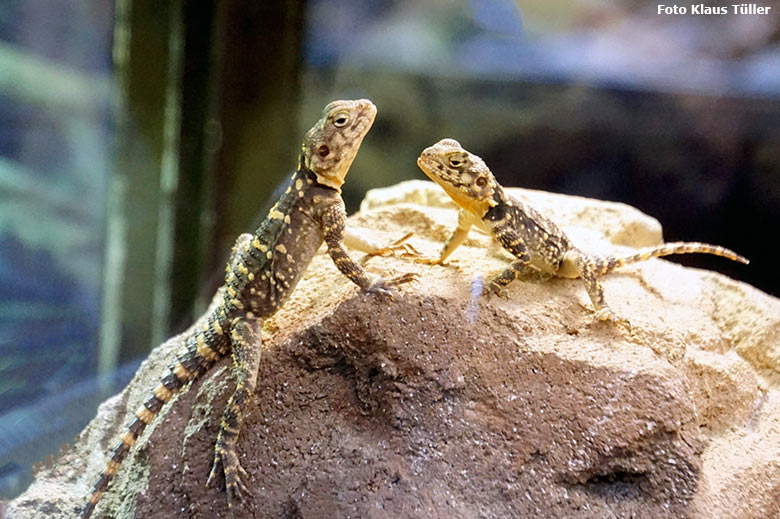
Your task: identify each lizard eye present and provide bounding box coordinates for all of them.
[332,111,350,128]
[318,145,330,157]
[475,176,487,187]
[448,156,463,168]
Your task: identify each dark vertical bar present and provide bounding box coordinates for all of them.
[170,0,221,324]
[209,1,307,271]
[104,0,177,361]
[170,0,308,325]
[107,0,308,348]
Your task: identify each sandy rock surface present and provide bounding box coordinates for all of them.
[7,180,779,519]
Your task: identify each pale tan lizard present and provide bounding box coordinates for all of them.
[416,138,748,323]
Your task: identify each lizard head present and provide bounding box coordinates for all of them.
[417,139,500,216]
[302,99,377,192]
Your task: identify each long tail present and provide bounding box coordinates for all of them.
[81,311,229,518]
[592,241,749,276]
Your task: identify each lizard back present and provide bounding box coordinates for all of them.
[234,167,340,317]
[485,189,572,274]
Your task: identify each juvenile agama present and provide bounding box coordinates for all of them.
[81,100,415,518]
[416,138,748,322]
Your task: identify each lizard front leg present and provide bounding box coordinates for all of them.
[568,251,628,327]
[343,227,419,258]
[207,316,262,513]
[322,202,416,296]
[417,208,473,265]
[484,225,539,297]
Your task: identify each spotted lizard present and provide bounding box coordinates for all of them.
[415,138,748,322]
[81,99,416,518]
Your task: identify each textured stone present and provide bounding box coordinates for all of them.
[7,181,779,518]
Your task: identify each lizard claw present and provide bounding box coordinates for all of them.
[386,272,418,286]
[482,281,508,300]
[395,242,422,257]
[227,465,250,504]
[415,256,444,265]
[207,448,252,512]
[368,272,418,299]
[206,455,221,489]
[368,232,421,258]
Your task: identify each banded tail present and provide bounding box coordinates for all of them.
[593,241,749,277]
[81,311,230,518]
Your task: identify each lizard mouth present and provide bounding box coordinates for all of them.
[359,99,377,117]
[416,155,438,179]
[416,156,429,173]
[354,99,377,134]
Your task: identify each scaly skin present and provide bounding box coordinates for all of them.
[81,100,416,518]
[415,138,748,323]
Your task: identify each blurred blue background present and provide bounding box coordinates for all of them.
[1,0,778,500]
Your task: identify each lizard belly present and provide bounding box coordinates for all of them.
[556,250,581,279]
[529,253,559,274]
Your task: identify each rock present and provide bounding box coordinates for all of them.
[7,181,779,518]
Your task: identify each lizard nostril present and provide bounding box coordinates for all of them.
[318,145,330,158]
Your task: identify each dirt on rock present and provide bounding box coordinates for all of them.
[132,294,702,519]
[7,181,780,519]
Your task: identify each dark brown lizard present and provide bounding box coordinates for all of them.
[80,99,416,518]
[415,138,748,323]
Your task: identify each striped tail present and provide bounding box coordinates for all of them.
[81,310,230,518]
[592,241,749,276]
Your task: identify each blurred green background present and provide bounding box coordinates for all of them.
[1,0,778,500]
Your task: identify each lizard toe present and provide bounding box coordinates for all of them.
[482,281,506,299]
[367,281,394,299]
[593,307,631,330]
[227,477,248,505]
[367,273,416,298]
[415,257,441,265]
[206,455,222,489]
[387,272,418,286]
[221,450,251,511]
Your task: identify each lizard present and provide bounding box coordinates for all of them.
[414,138,749,323]
[80,99,417,518]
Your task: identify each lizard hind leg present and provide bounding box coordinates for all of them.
[207,316,262,513]
[485,252,533,298]
[572,253,628,327]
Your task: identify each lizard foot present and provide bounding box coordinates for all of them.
[482,281,509,300]
[369,232,420,258]
[593,307,631,331]
[415,256,444,265]
[207,448,251,509]
[368,272,418,299]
